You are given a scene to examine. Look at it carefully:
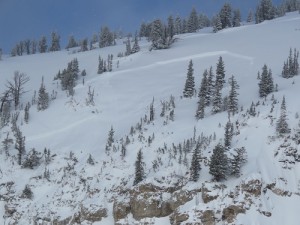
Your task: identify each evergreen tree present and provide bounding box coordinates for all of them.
[131,33,140,54]
[209,144,228,181]
[216,56,226,89]
[105,126,115,155]
[87,154,95,165]
[37,77,49,111]
[196,70,208,120]
[231,147,247,177]
[31,40,37,54]
[97,56,104,74]
[189,143,201,181]
[196,94,206,120]
[206,66,215,105]
[228,75,239,115]
[276,96,290,135]
[150,98,155,122]
[14,126,26,165]
[232,9,241,27]
[49,32,60,52]
[22,185,33,199]
[174,15,182,34]
[167,15,175,38]
[219,3,232,28]
[133,149,145,185]
[22,148,41,169]
[125,38,132,56]
[24,102,30,123]
[66,35,78,49]
[80,38,88,52]
[183,60,195,98]
[247,10,254,22]
[255,0,275,23]
[99,26,114,48]
[259,64,274,98]
[212,15,222,33]
[199,13,211,28]
[224,120,234,148]
[187,7,199,33]
[212,85,222,114]
[1,101,10,127]
[282,48,299,78]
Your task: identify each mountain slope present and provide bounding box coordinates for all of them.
[0,12,300,225]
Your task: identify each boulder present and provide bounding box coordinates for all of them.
[241,179,262,197]
[200,210,215,225]
[169,211,189,225]
[113,201,131,221]
[81,204,107,222]
[222,205,245,223]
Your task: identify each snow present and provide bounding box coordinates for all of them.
[0,12,300,224]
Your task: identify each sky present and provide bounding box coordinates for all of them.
[0,0,282,53]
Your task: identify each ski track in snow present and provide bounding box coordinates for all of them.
[86,50,254,85]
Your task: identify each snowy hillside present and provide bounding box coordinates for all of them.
[1,12,300,225]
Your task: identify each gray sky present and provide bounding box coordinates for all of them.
[0,0,282,53]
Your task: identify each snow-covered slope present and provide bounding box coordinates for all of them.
[0,12,300,225]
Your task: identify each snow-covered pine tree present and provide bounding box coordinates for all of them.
[133,149,145,185]
[216,56,226,89]
[196,94,205,120]
[247,10,253,23]
[228,75,239,115]
[105,126,115,155]
[14,126,26,165]
[276,96,290,135]
[150,19,163,49]
[206,66,215,105]
[150,98,155,122]
[231,147,247,177]
[219,3,232,29]
[167,15,175,38]
[37,77,49,111]
[66,35,77,49]
[175,15,182,34]
[224,120,234,149]
[212,15,222,33]
[80,38,88,52]
[131,32,140,54]
[125,38,131,56]
[22,185,33,199]
[87,154,95,165]
[255,0,275,23]
[187,7,199,33]
[49,32,60,52]
[258,64,274,98]
[282,48,299,78]
[196,69,208,120]
[99,26,114,48]
[1,101,10,127]
[97,56,104,74]
[183,60,195,98]
[189,142,201,181]
[38,36,47,53]
[22,148,41,169]
[232,9,241,27]
[212,85,222,114]
[209,143,228,181]
[24,102,30,123]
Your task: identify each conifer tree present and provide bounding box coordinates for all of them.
[187,7,199,33]
[38,36,47,53]
[14,126,26,165]
[189,143,201,181]
[232,9,241,27]
[206,66,215,105]
[131,33,140,54]
[22,148,41,169]
[259,64,274,98]
[212,85,222,114]
[80,38,88,52]
[247,10,253,23]
[99,26,114,48]
[219,3,232,28]
[87,154,95,165]
[183,60,195,98]
[276,96,290,135]
[167,15,175,38]
[212,15,222,33]
[174,15,182,34]
[196,70,208,119]
[125,38,131,56]
[105,126,115,155]
[228,75,239,115]
[97,56,104,74]
[24,102,30,123]
[216,56,226,89]
[133,149,145,185]
[224,120,234,148]
[22,185,33,199]
[255,0,275,23]
[66,35,78,49]
[231,147,247,177]
[49,32,60,52]
[150,98,155,122]
[209,144,228,181]
[37,77,49,111]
